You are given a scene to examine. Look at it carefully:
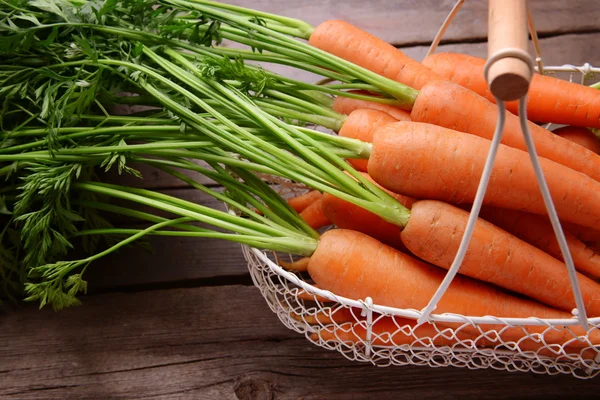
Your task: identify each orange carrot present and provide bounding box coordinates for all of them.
[279,257,311,271]
[309,20,443,90]
[475,206,600,279]
[321,173,415,250]
[313,317,465,347]
[332,92,412,121]
[313,316,599,359]
[299,198,331,229]
[553,126,600,155]
[308,229,595,344]
[291,307,358,325]
[310,23,600,181]
[368,121,600,230]
[295,287,332,303]
[422,52,600,129]
[399,200,600,317]
[337,109,398,171]
[410,80,600,183]
[286,190,322,213]
[563,222,600,243]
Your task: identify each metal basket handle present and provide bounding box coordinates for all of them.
[417,0,590,331]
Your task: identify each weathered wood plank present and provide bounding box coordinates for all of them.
[403,32,600,68]
[1,286,598,399]
[227,0,600,46]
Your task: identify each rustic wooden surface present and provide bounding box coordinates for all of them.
[3,286,600,400]
[4,1,600,398]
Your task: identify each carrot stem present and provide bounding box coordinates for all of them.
[161,0,419,106]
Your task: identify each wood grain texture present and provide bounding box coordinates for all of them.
[226,0,600,46]
[1,285,598,400]
[404,32,600,67]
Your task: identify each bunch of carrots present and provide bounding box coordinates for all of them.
[3,0,600,360]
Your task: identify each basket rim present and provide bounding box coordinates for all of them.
[249,246,600,328]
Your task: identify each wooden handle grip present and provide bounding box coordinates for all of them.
[487,0,532,101]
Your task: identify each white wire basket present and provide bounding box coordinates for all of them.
[240,1,600,379]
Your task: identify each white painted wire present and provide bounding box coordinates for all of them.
[417,99,508,325]
[425,0,465,58]
[418,47,535,325]
[240,0,600,375]
[516,96,590,330]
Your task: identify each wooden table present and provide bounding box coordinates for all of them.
[3,1,600,398]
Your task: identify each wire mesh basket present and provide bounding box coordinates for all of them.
[241,1,600,379]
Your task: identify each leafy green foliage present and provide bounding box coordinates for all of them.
[13,162,86,269]
[200,55,272,96]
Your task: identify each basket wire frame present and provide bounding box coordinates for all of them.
[239,0,600,378]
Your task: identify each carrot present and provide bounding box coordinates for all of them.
[286,190,322,213]
[295,287,332,303]
[337,109,399,171]
[299,197,331,229]
[309,23,600,181]
[332,91,412,121]
[563,223,600,243]
[399,200,600,317]
[291,307,357,325]
[368,121,600,230]
[313,316,599,359]
[313,317,465,348]
[308,229,596,344]
[410,80,600,183]
[321,172,415,250]
[279,257,311,272]
[422,52,600,129]
[475,206,600,279]
[309,20,444,90]
[553,126,600,155]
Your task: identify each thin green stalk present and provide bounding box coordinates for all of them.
[142,50,408,225]
[256,102,342,131]
[74,182,306,239]
[154,165,317,239]
[164,0,418,106]
[166,0,314,38]
[189,46,352,83]
[157,48,369,194]
[128,55,340,188]
[74,228,317,256]
[74,200,207,233]
[262,89,342,120]
[69,217,195,268]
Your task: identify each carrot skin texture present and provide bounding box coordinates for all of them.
[309,20,443,90]
[333,93,412,121]
[564,222,600,243]
[411,80,600,183]
[338,109,399,171]
[321,172,415,250]
[308,229,594,344]
[368,121,600,230]
[422,52,600,130]
[299,198,331,229]
[313,316,599,359]
[553,126,600,155]
[287,190,322,213]
[308,229,571,319]
[400,200,600,316]
[476,206,600,279]
[313,317,464,347]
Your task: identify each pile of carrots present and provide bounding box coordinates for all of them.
[276,19,600,355]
